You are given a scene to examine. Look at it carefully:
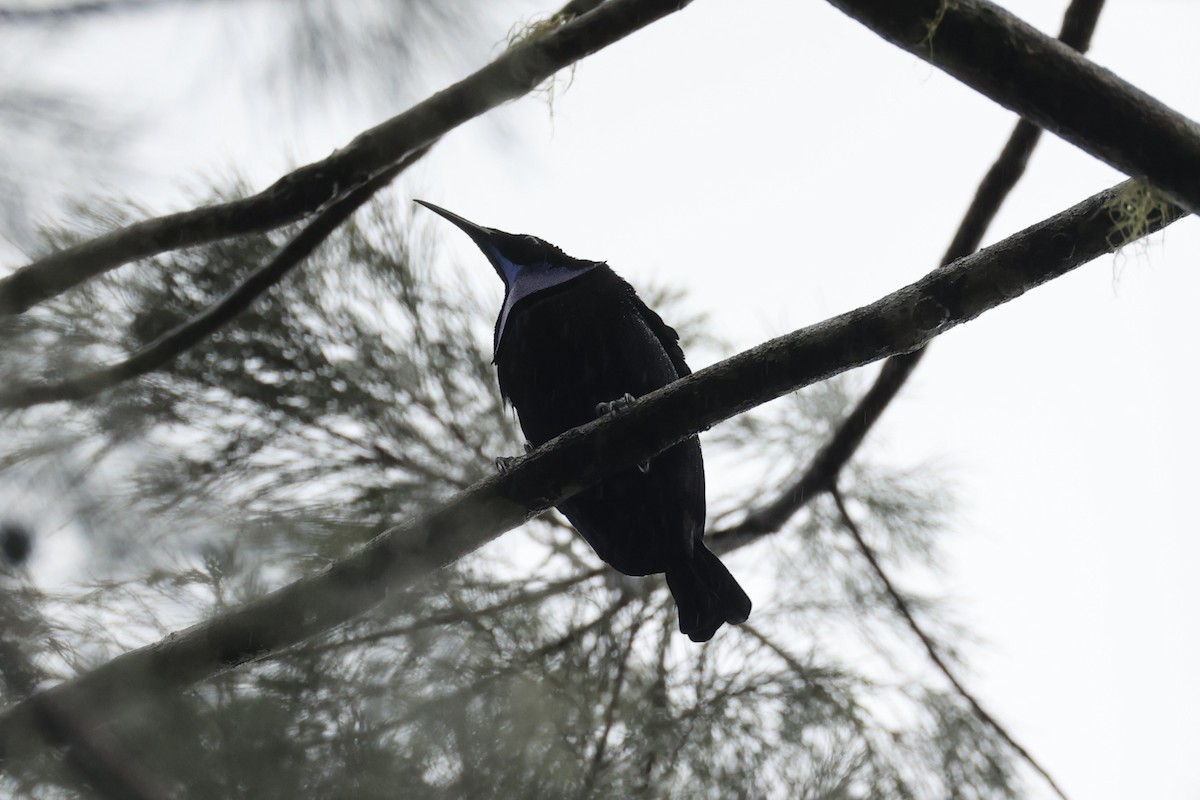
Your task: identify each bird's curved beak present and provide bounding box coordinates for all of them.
[414,200,489,239]
[415,200,510,282]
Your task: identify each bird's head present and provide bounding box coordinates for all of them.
[416,200,600,347]
[416,200,595,288]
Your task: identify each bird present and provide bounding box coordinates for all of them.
[416,200,751,642]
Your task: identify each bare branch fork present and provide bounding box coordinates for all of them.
[719,0,1103,521]
[717,0,1107,545]
[0,179,1184,764]
[0,0,695,316]
[0,149,427,411]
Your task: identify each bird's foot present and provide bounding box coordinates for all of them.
[494,441,534,473]
[594,392,636,417]
[594,392,649,474]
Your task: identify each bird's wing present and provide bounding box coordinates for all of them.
[627,288,691,378]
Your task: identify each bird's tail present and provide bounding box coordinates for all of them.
[665,544,752,642]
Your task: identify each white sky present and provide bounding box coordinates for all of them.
[6,1,1200,798]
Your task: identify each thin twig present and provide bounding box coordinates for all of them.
[579,603,646,799]
[0,147,427,411]
[257,568,603,663]
[378,597,633,737]
[636,612,673,800]
[830,487,1069,800]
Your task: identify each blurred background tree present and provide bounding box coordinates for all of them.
[0,0,487,251]
[0,1,1073,797]
[0,190,1007,797]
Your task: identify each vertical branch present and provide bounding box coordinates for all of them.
[636,612,673,799]
[579,603,646,798]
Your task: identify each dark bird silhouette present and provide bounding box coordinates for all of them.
[417,200,751,641]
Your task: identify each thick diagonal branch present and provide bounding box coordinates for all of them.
[826,0,1200,215]
[0,0,693,317]
[0,180,1183,767]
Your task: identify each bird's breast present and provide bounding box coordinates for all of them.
[494,276,678,446]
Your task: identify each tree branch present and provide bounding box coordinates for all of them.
[714,0,1107,547]
[830,488,1068,800]
[378,596,634,738]
[580,603,645,798]
[0,179,1183,767]
[260,569,603,663]
[0,0,695,317]
[0,148,427,411]
[825,0,1200,215]
[0,587,171,800]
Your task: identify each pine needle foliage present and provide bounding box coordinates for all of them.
[0,189,1017,799]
